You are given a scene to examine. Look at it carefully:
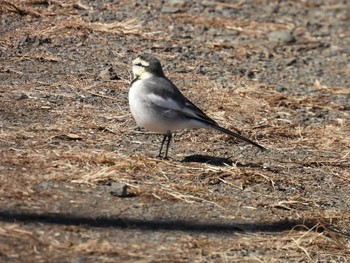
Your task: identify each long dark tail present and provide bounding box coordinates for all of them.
[171,107,266,151]
[209,124,266,151]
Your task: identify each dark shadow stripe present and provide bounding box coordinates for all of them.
[0,210,322,234]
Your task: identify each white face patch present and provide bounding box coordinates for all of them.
[132,64,144,78]
[132,57,149,67]
[132,57,152,79]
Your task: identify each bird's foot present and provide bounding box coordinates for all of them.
[156,154,169,160]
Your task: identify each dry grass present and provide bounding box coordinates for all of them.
[0,0,350,262]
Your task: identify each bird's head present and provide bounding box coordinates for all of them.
[132,54,165,80]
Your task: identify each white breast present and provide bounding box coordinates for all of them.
[129,80,166,133]
[129,80,145,124]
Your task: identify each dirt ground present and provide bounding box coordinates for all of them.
[1,0,350,262]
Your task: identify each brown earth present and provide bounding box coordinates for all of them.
[0,0,350,262]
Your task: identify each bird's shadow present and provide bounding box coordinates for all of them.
[181,154,233,166]
[181,154,268,170]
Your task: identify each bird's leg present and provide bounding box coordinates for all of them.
[163,133,172,160]
[157,134,168,158]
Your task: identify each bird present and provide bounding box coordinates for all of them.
[128,54,266,159]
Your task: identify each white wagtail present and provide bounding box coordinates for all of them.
[129,54,266,159]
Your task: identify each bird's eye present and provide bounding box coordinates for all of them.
[135,63,144,67]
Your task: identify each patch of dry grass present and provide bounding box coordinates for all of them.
[0,0,349,262]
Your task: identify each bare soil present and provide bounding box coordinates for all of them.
[1,0,349,262]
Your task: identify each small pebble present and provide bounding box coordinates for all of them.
[98,66,119,80]
[276,85,287,92]
[267,30,296,44]
[168,0,185,5]
[18,93,29,100]
[286,58,297,66]
[161,6,181,13]
[110,182,128,197]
